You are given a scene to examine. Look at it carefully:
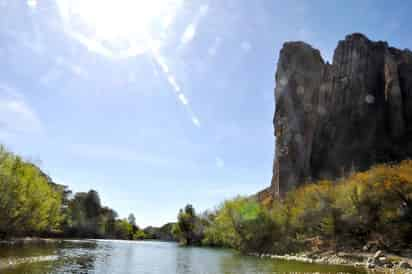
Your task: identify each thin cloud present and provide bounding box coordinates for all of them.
[55,56,88,78]
[68,143,192,167]
[40,68,62,86]
[69,143,140,161]
[0,84,24,100]
[3,28,45,55]
[0,84,43,135]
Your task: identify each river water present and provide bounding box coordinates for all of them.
[0,240,367,273]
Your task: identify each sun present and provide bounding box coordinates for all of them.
[57,0,182,58]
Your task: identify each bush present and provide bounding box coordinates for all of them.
[278,160,412,251]
[199,160,412,253]
[203,197,289,253]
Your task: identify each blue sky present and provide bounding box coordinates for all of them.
[0,0,411,226]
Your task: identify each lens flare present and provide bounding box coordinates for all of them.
[57,0,182,58]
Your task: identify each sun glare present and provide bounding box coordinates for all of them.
[57,0,182,58]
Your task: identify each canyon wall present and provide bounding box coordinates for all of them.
[271,33,412,196]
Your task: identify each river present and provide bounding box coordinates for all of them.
[0,240,367,273]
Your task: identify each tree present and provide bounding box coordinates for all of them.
[172,204,203,245]
[114,219,133,239]
[203,197,282,253]
[0,145,147,241]
[66,190,105,237]
[128,213,136,227]
[100,207,118,236]
[84,190,101,219]
[0,146,62,238]
[133,229,147,240]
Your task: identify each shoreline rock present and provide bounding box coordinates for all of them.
[250,250,412,273]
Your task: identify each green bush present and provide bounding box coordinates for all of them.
[0,146,62,237]
[194,160,412,253]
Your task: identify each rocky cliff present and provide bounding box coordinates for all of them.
[271,33,412,196]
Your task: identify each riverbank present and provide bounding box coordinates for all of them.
[0,255,59,271]
[252,250,412,273]
[0,237,169,246]
[0,240,366,273]
[0,237,97,271]
[2,238,412,273]
[0,237,63,246]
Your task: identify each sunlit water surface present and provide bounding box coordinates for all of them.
[0,240,367,274]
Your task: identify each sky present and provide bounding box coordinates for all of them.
[0,0,411,227]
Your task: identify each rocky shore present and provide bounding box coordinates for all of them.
[251,250,412,273]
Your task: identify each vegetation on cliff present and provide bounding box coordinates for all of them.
[176,160,412,254]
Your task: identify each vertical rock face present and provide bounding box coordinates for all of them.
[271,33,412,196]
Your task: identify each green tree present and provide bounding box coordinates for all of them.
[133,230,147,240]
[66,190,106,237]
[114,219,133,239]
[100,207,118,236]
[128,213,136,227]
[0,146,62,238]
[172,204,203,245]
[203,197,283,253]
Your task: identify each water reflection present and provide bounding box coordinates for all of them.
[0,240,99,274]
[219,253,366,274]
[0,240,367,274]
